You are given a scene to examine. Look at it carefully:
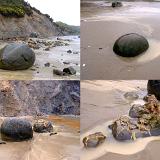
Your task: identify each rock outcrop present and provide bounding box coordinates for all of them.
[0,81,80,116]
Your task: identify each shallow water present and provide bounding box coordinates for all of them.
[0,115,80,160]
[80,80,160,160]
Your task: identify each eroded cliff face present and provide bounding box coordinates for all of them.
[0,10,59,39]
[0,81,80,117]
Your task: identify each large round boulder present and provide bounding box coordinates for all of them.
[0,43,35,70]
[147,80,160,100]
[113,33,149,57]
[33,119,53,133]
[1,118,33,141]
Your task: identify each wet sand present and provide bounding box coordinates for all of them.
[81,80,160,160]
[0,36,80,80]
[81,1,160,79]
[0,115,80,160]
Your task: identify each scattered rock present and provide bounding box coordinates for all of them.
[67,50,72,53]
[53,69,65,76]
[113,33,149,57]
[28,39,40,49]
[45,47,50,51]
[44,63,50,67]
[0,141,6,144]
[0,43,35,70]
[33,119,53,133]
[124,92,139,101]
[63,66,76,75]
[112,2,123,7]
[1,118,33,141]
[63,61,70,65]
[147,80,160,100]
[73,51,79,54]
[83,132,106,148]
[50,132,57,136]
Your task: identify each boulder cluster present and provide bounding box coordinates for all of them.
[0,118,54,142]
[110,94,160,141]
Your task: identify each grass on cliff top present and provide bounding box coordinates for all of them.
[0,0,32,17]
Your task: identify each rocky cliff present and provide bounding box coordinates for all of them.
[0,0,79,39]
[0,81,80,117]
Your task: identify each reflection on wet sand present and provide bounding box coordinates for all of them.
[0,115,80,160]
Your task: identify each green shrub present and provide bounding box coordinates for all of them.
[0,5,25,17]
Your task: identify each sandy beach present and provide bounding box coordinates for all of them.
[81,80,160,160]
[0,115,80,160]
[0,36,80,80]
[81,1,160,79]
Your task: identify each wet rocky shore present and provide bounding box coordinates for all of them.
[0,35,80,80]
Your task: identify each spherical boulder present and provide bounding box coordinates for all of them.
[113,33,149,57]
[0,43,35,70]
[147,80,160,100]
[1,118,33,141]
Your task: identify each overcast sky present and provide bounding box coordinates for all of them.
[26,0,80,26]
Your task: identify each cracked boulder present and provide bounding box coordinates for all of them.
[83,132,106,148]
[0,43,35,70]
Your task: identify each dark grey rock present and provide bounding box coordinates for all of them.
[63,66,76,75]
[113,33,149,57]
[44,63,50,67]
[67,50,72,53]
[53,69,65,76]
[112,2,122,7]
[0,43,35,70]
[1,118,33,141]
[147,80,160,100]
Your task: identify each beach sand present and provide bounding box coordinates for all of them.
[0,36,80,80]
[0,115,80,160]
[81,80,160,160]
[81,1,160,79]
